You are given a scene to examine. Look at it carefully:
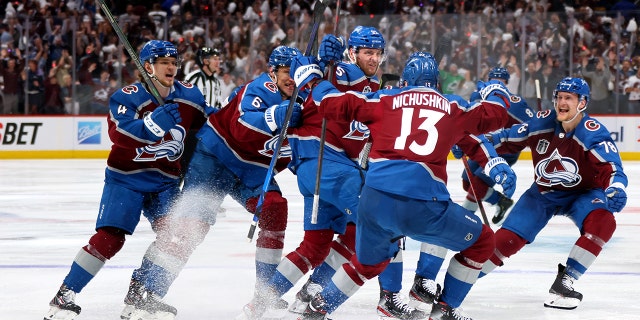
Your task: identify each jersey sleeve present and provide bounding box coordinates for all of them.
[108,85,161,147]
[238,79,284,134]
[580,121,628,189]
[457,134,499,167]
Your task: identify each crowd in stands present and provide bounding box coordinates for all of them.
[1,0,640,115]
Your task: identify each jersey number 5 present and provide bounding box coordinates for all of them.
[394,108,445,156]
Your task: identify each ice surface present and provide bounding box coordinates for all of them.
[1,159,639,319]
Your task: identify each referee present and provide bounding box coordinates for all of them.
[185,47,224,109]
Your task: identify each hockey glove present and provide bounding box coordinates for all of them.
[451,144,464,159]
[484,157,516,198]
[319,34,345,64]
[144,103,182,138]
[264,100,303,132]
[605,183,627,213]
[290,56,324,89]
[479,80,511,108]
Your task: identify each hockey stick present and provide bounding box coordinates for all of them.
[461,155,490,226]
[311,0,341,224]
[535,79,542,111]
[247,0,330,241]
[97,0,164,105]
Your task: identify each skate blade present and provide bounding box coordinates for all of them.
[543,293,580,310]
[44,306,79,320]
[120,304,135,319]
[408,295,434,312]
[288,299,308,314]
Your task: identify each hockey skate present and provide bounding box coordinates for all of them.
[128,291,177,320]
[120,279,145,319]
[43,284,81,320]
[377,289,428,319]
[429,300,472,320]
[289,279,323,314]
[236,289,289,320]
[298,293,330,320]
[491,192,513,225]
[543,264,583,310]
[409,275,441,311]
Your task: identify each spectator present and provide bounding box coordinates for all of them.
[42,64,65,114]
[23,59,46,114]
[624,67,640,113]
[0,49,24,114]
[439,63,464,95]
[580,55,612,113]
[89,69,117,114]
[219,68,236,102]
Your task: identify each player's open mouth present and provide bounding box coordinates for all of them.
[558,107,569,114]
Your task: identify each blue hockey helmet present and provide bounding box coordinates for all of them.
[553,77,590,112]
[401,51,439,88]
[488,66,510,82]
[268,46,302,69]
[139,40,179,65]
[348,26,385,51]
[554,77,590,102]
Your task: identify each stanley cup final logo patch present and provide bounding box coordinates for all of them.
[536,139,550,154]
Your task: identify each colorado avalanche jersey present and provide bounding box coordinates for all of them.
[317,81,510,201]
[492,110,627,192]
[106,81,209,192]
[470,90,534,129]
[287,63,379,171]
[197,72,291,187]
[330,61,381,93]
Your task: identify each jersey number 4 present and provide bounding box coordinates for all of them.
[394,108,445,156]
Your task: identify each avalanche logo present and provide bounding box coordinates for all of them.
[534,149,581,187]
[537,110,552,118]
[343,121,369,140]
[584,120,600,131]
[135,126,186,162]
[77,122,101,144]
[260,136,292,158]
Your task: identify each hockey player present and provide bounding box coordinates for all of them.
[43,40,212,320]
[290,52,516,320]
[240,28,425,320]
[480,77,628,310]
[454,66,534,225]
[120,45,303,320]
[184,47,225,110]
[286,27,425,319]
[400,66,535,313]
[375,55,518,317]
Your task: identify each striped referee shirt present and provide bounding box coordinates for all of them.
[184,70,224,109]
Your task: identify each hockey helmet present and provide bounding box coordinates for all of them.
[348,26,385,51]
[268,46,302,69]
[488,66,510,82]
[139,40,179,65]
[196,47,221,68]
[554,77,590,103]
[401,51,439,88]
